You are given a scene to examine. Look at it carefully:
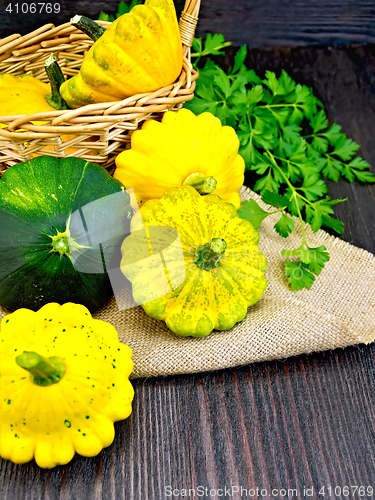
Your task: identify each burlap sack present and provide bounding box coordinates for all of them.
[1,186,374,378]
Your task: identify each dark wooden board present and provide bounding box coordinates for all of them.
[1,4,375,499]
[1,347,374,499]
[2,0,375,47]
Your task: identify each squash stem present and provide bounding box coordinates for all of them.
[16,351,66,386]
[44,54,69,110]
[71,15,106,42]
[183,173,217,194]
[194,238,227,271]
[51,230,70,256]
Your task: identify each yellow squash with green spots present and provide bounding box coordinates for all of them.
[114,109,245,209]
[60,0,183,108]
[0,302,134,468]
[121,186,267,337]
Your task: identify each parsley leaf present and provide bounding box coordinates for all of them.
[231,45,248,74]
[299,174,328,201]
[282,244,329,268]
[98,0,141,21]
[237,199,270,230]
[191,33,231,58]
[331,135,360,161]
[285,262,316,291]
[304,246,330,275]
[321,214,344,234]
[274,213,295,238]
[261,190,289,208]
[342,157,375,183]
[98,11,114,21]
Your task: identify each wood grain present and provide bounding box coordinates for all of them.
[2,0,375,47]
[0,347,374,498]
[1,6,375,500]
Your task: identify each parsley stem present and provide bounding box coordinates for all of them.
[265,151,308,244]
[269,208,286,215]
[294,190,315,206]
[257,103,300,109]
[292,192,307,244]
[302,134,321,139]
[192,55,202,67]
[271,153,304,172]
[269,153,327,210]
[191,42,232,61]
[302,132,329,139]
[265,151,294,190]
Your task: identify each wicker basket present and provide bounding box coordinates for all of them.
[0,0,200,173]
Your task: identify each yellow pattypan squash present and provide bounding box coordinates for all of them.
[0,74,59,118]
[60,0,182,108]
[114,109,245,209]
[0,62,76,155]
[121,186,267,337]
[0,302,134,468]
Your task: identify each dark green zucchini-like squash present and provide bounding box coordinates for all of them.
[0,156,133,312]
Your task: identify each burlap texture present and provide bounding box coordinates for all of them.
[1,187,374,378]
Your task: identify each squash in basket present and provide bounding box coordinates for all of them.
[120,186,267,337]
[60,0,183,108]
[114,109,246,209]
[0,156,134,313]
[0,74,63,118]
[0,302,134,468]
[0,55,76,155]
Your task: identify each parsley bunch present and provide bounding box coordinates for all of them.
[185,35,375,290]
